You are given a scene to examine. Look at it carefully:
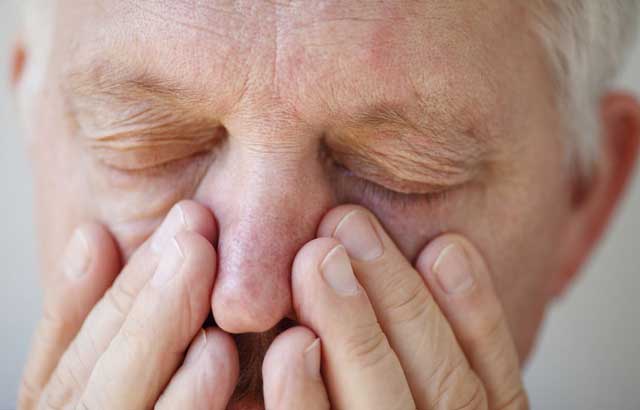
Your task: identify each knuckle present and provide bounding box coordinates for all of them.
[76,394,104,410]
[380,275,434,327]
[119,317,154,356]
[36,336,96,410]
[18,377,41,410]
[449,382,487,410]
[343,321,393,370]
[494,386,529,410]
[472,306,506,345]
[104,280,137,321]
[39,309,74,349]
[431,358,487,410]
[40,365,82,410]
[76,400,91,410]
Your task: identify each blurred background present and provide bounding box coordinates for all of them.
[1,2,639,409]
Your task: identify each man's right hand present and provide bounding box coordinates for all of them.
[18,201,239,410]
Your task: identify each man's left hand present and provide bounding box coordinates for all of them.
[262,205,529,410]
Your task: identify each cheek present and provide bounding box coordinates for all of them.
[84,156,212,258]
[470,169,571,359]
[29,86,93,281]
[363,184,482,264]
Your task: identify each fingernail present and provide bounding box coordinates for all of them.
[63,229,90,279]
[151,237,184,287]
[321,245,360,296]
[184,329,207,367]
[432,243,475,294]
[303,338,322,379]
[151,203,187,254]
[334,210,384,261]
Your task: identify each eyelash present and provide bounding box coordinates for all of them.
[332,163,450,209]
[102,149,451,208]
[98,149,212,176]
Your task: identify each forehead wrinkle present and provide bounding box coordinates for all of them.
[117,0,245,40]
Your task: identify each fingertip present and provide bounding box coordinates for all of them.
[82,222,122,282]
[173,231,218,278]
[199,328,240,386]
[291,238,341,286]
[316,204,375,238]
[416,233,507,345]
[263,326,318,376]
[157,327,239,410]
[291,237,342,313]
[175,200,218,245]
[416,233,492,298]
[263,326,328,409]
[56,223,121,319]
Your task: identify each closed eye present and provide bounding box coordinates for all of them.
[330,161,453,209]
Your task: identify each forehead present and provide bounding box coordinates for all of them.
[56,0,531,128]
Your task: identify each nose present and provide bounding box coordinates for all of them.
[195,137,332,333]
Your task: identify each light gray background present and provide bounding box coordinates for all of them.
[1,3,639,410]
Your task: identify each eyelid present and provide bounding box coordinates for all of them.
[329,150,466,194]
[81,123,225,171]
[331,161,457,210]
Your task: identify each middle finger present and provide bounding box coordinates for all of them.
[292,237,415,410]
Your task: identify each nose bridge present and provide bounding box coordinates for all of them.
[198,134,332,333]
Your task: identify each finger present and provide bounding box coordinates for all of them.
[292,238,415,410]
[78,230,217,409]
[263,326,330,410]
[39,200,216,409]
[19,223,120,410]
[156,328,239,410]
[318,205,485,410]
[417,235,528,409]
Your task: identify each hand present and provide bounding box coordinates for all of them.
[262,205,529,410]
[18,201,239,410]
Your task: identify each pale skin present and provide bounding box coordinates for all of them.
[11,1,640,409]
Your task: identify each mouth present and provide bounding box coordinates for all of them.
[203,312,299,407]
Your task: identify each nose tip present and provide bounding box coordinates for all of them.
[211,223,298,334]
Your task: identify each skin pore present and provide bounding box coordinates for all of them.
[15,0,640,406]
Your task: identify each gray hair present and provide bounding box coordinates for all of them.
[528,1,639,174]
[18,1,640,173]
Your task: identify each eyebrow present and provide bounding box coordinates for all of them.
[335,99,489,160]
[65,63,206,107]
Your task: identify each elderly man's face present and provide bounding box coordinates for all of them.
[24,0,580,398]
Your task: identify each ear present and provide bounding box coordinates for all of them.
[9,37,27,92]
[551,92,640,297]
